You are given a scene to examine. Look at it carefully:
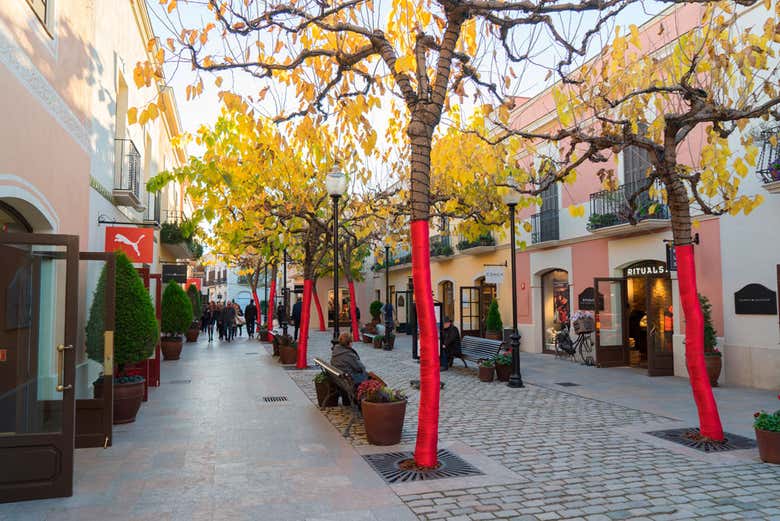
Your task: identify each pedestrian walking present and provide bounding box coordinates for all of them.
[245,300,257,338]
[222,302,236,342]
[292,296,302,340]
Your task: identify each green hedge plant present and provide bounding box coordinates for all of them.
[369,300,383,320]
[485,299,503,333]
[161,280,193,338]
[85,252,158,378]
[187,283,202,322]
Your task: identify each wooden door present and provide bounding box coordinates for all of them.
[594,277,628,367]
[0,233,79,503]
[460,286,480,337]
[647,277,674,376]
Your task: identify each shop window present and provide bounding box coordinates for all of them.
[542,270,570,352]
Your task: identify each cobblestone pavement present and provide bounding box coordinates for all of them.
[288,331,780,521]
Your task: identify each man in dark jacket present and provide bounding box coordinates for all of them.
[441,317,461,368]
[330,333,369,386]
[222,303,236,342]
[291,296,303,340]
[245,300,257,338]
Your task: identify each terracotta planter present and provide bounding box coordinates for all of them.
[486,330,502,340]
[495,364,511,381]
[756,428,780,464]
[705,355,722,387]
[373,337,383,349]
[478,366,495,382]
[95,378,145,424]
[185,327,200,342]
[362,400,407,446]
[279,344,297,364]
[315,380,339,407]
[383,336,395,351]
[161,336,183,360]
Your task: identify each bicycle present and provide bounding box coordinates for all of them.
[554,323,595,365]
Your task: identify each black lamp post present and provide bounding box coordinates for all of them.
[384,244,393,335]
[281,249,289,337]
[326,168,348,343]
[503,177,524,388]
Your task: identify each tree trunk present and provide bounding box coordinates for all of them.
[348,280,360,342]
[251,289,261,325]
[297,279,314,369]
[312,281,326,331]
[409,115,440,468]
[267,265,277,338]
[666,177,724,441]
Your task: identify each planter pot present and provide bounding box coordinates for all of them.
[362,334,372,344]
[161,336,183,360]
[362,400,407,446]
[755,428,780,464]
[383,336,395,351]
[279,344,297,364]
[185,327,200,342]
[478,366,495,382]
[315,380,339,407]
[705,355,722,387]
[95,378,145,424]
[486,330,502,340]
[373,338,383,349]
[495,364,511,382]
[629,350,642,367]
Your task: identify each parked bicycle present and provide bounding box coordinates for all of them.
[554,322,594,365]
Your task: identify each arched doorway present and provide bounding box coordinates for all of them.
[476,276,497,337]
[0,200,34,232]
[541,269,570,353]
[438,280,454,321]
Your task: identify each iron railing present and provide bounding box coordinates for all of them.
[114,138,141,204]
[456,232,496,251]
[587,179,669,231]
[143,191,160,224]
[756,127,780,184]
[162,210,186,223]
[530,209,559,244]
[429,234,453,257]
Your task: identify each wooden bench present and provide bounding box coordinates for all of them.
[361,324,385,344]
[313,357,360,437]
[453,336,504,368]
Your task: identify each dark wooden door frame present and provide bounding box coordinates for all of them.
[594,277,629,368]
[460,286,480,337]
[540,270,570,354]
[75,252,115,449]
[646,276,674,377]
[0,232,79,503]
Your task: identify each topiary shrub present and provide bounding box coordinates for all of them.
[699,293,719,355]
[485,299,503,333]
[187,284,202,322]
[85,252,158,375]
[161,280,193,337]
[369,300,383,320]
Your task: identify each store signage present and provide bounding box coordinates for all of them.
[105,226,153,263]
[185,277,202,291]
[734,284,777,315]
[625,261,669,278]
[162,263,188,283]
[665,244,677,271]
[484,266,505,284]
[577,287,604,311]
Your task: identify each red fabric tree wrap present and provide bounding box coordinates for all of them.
[297,279,313,369]
[676,244,724,441]
[251,290,262,324]
[348,281,360,342]
[267,279,276,340]
[313,285,326,331]
[411,220,441,468]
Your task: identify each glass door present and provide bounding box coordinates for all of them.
[646,277,674,376]
[593,278,628,367]
[459,287,480,337]
[0,233,79,503]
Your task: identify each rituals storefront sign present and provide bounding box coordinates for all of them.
[734,284,777,315]
[578,287,604,311]
[624,260,669,278]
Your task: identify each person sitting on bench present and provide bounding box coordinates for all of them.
[331,333,384,387]
[441,316,462,368]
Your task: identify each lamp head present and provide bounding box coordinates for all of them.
[325,167,348,197]
[501,176,521,206]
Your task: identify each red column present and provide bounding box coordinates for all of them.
[348,281,360,342]
[313,285,326,331]
[297,280,314,368]
[267,279,276,339]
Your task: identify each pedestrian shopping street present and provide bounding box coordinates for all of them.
[2,331,778,521]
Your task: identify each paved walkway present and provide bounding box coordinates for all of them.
[2,329,779,521]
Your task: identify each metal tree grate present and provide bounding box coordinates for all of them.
[283,365,316,370]
[262,396,288,403]
[165,379,191,384]
[555,382,580,387]
[646,428,756,453]
[245,352,259,355]
[363,449,483,484]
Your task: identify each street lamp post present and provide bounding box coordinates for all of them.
[326,168,348,344]
[281,249,289,337]
[503,176,524,388]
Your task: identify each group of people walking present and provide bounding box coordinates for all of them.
[201,300,258,342]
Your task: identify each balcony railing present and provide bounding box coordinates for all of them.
[456,232,496,251]
[756,127,780,185]
[163,209,186,223]
[113,138,143,209]
[143,191,161,225]
[531,209,559,244]
[430,234,453,257]
[587,180,669,231]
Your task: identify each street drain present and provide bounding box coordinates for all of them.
[363,449,483,483]
[555,382,580,387]
[166,379,191,384]
[262,396,288,403]
[245,352,259,355]
[646,428,756,452]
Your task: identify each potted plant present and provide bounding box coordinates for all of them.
[367,300,383,333]
[700,294,722,386]
[494,351,512,381]
[160,280,194,360]
[478,358,495,382]
[314,372,339,407]
[358,380,407,445]
[185,283,201,342]
[258,324,269,342]
[485,299,503,340]
[86,252,158,424]
[753,395,780,464]
[383,331,396,350]
[277,334,297,364]
[373,334,384,349]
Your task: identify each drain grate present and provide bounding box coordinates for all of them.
[646,428,756,453]
[555,382,580,387]
[165,379,191,384]
[363,449,483,484]
[262,395,288,403]
[245,352,259,355]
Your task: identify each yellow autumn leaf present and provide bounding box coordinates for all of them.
[127,107,138,125]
